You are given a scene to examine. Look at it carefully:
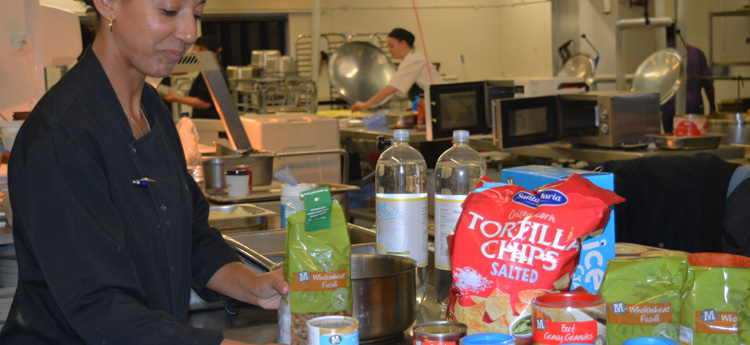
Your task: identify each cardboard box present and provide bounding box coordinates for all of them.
[501,165,616,293]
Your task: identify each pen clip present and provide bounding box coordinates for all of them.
[132,178,157,188]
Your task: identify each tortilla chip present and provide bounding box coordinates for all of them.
[518,289,549,304]
[453,302,464,322]
[462,300,486,323]
[489,314,510,333]
[553,273,571,290]
[514,302,531,315]
[470,295,486,304]
[485,288,513,321]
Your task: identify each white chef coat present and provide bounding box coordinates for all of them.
[388,50,443,98]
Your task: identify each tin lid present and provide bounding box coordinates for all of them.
[532,292,603,308]
[623,338,680,345]
[307,315,359,336]
[225,169,250,176]
[460,333,515,345]
[413,321,467,337]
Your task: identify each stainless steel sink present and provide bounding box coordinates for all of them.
[223,223,377,272]
[209,203,276,232]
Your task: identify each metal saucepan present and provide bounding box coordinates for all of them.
[386,112,418,129]
[267,253,417,342]
[351,254,417,341]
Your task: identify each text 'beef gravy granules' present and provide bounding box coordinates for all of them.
[449,174,624,336]
[531,292,607,345]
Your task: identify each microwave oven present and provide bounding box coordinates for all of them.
[425,77,585,141]
[493,90,661,149]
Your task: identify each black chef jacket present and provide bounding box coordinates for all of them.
[0,47,240,344]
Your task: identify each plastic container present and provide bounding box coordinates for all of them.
[375,129,428,304]
[434,130,486,306]
[623,338,680,345]
[460,333,516,345]
[176,113,204,189]
[280,183,312,228]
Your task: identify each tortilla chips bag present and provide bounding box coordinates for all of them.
[449,174,623,335]
[280,187,352,345]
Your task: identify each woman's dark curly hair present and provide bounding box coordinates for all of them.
[77,0,101,33]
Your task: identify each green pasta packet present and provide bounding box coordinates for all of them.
[598,255,688,345]
[284,187,352,314]
[680,254,750,345]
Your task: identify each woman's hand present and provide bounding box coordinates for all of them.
[241,268,289,309]
[351,101,369,112]
[162,88,179,103]
[207,262,290,309]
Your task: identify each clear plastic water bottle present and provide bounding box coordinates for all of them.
[375,130,429,305]
[176,112,204,189]
[434,130,486,306]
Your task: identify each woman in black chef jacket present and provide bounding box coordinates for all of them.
[0,0,288,344]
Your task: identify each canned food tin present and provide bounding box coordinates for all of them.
[307,315,359,345]
[531,293,607,345]
[460,333,516,345]
[413,321,468,345]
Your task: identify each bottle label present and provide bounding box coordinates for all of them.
[434,194,467,270]
[376,193,428,266]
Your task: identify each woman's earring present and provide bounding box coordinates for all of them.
[108,17,114,32]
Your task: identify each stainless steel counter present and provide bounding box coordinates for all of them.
[470,140,746,164]
[188,284,446,344]
[339,127,432,143]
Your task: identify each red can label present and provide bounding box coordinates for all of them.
[532,318,597,345]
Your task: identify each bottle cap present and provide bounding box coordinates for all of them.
[180,112,190,118]
[453,130,470,143]
[393,130,409,142]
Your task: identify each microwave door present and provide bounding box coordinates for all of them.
[493,96,560,150]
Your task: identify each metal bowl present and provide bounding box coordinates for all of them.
[329,42,396,106]
[351,254,417,341]
[556,53,596,86]
[263,252,417,342]
[386,112,418,129]
[631,48,683,105]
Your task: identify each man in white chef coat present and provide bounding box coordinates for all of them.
[351,28,443,112]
